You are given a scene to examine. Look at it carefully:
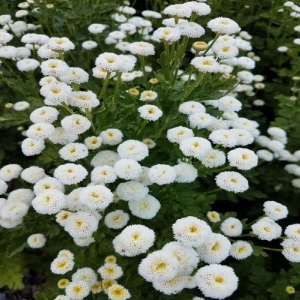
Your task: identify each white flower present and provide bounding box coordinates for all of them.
[128,42,155,56]
[140,90,158,101]
[61,114,91,135]
[26,123,55,140]
[65,281,90,299]
[152,27,181,43]
[116,181,149,201]
[37,44,60,59]
[104,210,129,229]
[281,239,300,262]
[195,264,239,299]
[84,136,102,150]
[54,163,88,185]
[0,180,8,195]
[184,2,211,15]
[68,91,99,108]
[27,234,46,248]
[91,165,117,184]
[267,140,285,152]
[191,57,219,73]
[0,201,29,220]
[100,128,123,145]
[207,17,240,34]
[164,4,192,18]
[237,56,255,69]
[79,186,113,210]
[251,217,282,241]
[91,150,120,167]
[72,267,97,286]
[7,188,34,204]
[114,159,142,180]
[47,37,75,52]
[107,284,130,300]
[21,138,45,156]
[16,59,40,72]
[218,96,242,112]
[153,276,188,295]
[188,113,214,129]
[82,40,98,50]
[256,149,273,162]
[48,127,78,145]
[88,23,107,34]
[197,233,231,264]
[138,104,163,121]
[227,148,258,170]
[173,163,198,183]
[207,211,221,223]
[117,224,155,256]
[179,137,212,159]
[40,82,71,104]
[117,139,149,161]
[138,250,179,282]
[263,201,288,221]
[221,217,243,237]
[172,216,211,247]
[0,164,23,182]
[95,52,122,72]
[209,129,238,148]
[285,224,300,241]
[64,211,99,238]
[201,149,226,168]
[40,59,69,77]
[167,126,194,143]
[231,129,254,146]
[98,263,123,280]
[128,194,161,219]
[175,22,205,38]
[163,241,199,275]
[32,190,66,215]
[230,241,253,260]
[33,177,64,195]
[215,171,249,193]
[30,106,59,124]
[148,164,176,185]
[59,143,89,162]
[50,257,74,275]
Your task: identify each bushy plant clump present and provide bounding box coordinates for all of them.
[0,0,300,299]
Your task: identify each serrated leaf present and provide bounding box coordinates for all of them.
[0,253,25,290]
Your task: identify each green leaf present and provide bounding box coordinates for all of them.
[35,292,49,300]
[0,252,25,290]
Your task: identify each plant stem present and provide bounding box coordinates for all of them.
[98,71,111,100]
[139,55,149,89]
[113,72,122,101]
[85,108,97,135]
[137,119,148,137]
[202,188,222,195]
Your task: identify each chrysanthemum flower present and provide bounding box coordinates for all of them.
[104,210,129,229]
[172,216,212,247]
[230,241,253,260]
[195,264,239,299]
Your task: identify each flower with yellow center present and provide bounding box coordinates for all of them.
[286,286,295,294]
[58,279,70,289]
[102,279,116,293]
[105,255,117,264]
[127,88,139,96]
[107,284,131,300]
[207,211,221,223]
[91,281,102,294]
